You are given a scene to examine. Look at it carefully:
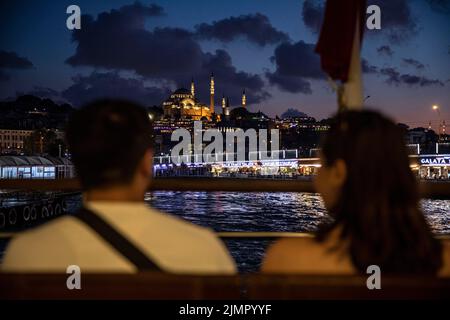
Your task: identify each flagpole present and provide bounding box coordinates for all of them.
[338,10,363,111]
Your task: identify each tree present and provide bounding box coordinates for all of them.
[23,129,67,156]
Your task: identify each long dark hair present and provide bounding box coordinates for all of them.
[316,110,442,274]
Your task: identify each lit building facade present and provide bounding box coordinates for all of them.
[162,88,211,121]
[162,74,247,122]
[0,129,33,153]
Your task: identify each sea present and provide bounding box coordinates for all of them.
[1,191,449,273]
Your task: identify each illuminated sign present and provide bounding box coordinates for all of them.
[219,160,298,168]
[420,156,450,165]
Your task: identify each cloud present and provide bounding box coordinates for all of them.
[353,57,441,88]
[362,59,379,74]
[266,71,312,94]
[426,0,450,14]
[66,8,201,77]
[192,49,271,105]
[281,108,309,119]
[367,0,419,43]
[400,74,443,87]
[14,86,72,105]
[0,50,33,81]
[300,0,419,44]
[269,41,323,79]
[116,2,165,17]
[377,45,394,57]
[61,72,171,107]
[380,67,444,87]
[402,58,425,70]
[265,40,323,94]
[301,0,324,34]
[194,13,289,46]
[0,50,34,69]
[65,2,269,106]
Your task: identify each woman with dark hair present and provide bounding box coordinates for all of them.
[263,110,449,276]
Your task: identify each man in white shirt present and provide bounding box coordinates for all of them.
[2,100,236,274]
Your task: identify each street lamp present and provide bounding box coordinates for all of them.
[432,105,442,141]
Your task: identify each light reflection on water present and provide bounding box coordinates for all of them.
[420,199,450,234]
[145,192,449,234]
[1,192,448,273]
[145,192,328,232]
[145,192,449,272]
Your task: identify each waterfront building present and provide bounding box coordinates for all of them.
[409,143,450,179]
[0,129,33,154]
[0,155,74,179]
[152,144,450,180]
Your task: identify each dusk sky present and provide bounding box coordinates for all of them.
[0,0,449,129]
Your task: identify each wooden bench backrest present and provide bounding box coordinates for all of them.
[1,273,449,300]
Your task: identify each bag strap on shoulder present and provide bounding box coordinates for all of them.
[75,207,162,271]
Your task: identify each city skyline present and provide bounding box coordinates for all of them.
[0,0,449,129]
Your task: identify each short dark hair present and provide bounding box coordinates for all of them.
[66,100,153,190]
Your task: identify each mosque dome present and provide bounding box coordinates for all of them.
[173,88,191,95]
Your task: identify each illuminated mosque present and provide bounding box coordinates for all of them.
[162,73,246,121]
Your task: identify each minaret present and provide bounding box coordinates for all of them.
[222,95,226,115]
[191,78,195,97]
[242,89,246,108]
[210,73,215,113]
[225,97,230,116]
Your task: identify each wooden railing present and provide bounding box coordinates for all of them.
[0,273,449,300]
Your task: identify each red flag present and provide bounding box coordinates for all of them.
[315,0,366,82]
